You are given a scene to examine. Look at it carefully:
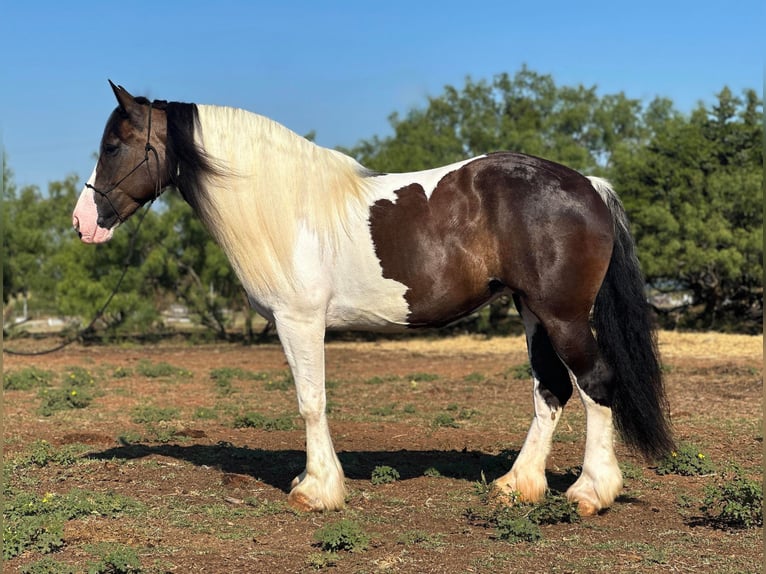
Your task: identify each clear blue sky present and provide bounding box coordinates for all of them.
[1,0,762,191]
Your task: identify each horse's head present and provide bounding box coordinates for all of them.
[73,81,169,243]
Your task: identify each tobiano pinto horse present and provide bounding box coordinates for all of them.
[73,81,673,515]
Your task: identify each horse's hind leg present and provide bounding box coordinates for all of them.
[540,316,623,515]
[495,298,573,503]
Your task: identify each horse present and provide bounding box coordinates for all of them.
[73,81,673,515]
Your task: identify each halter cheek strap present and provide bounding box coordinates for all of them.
[85,103,162,223]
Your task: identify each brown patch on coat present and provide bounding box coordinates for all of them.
[368,152,613,327]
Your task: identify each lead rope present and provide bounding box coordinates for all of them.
[3,104,162,357]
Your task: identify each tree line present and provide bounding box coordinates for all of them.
[2,67,762,339]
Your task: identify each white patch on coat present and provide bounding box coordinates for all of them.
[73,167,114,243]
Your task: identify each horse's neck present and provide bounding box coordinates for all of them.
[190,105,371,294]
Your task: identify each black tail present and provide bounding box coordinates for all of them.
[590,178,674,460]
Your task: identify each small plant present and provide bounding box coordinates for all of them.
[397,529,445,548]
[14,440,85,468]
[432,413,460,428]
[3,488,141,559]
[38,382,94,416]
[233,412,295,431]
[464,372,485,382]
[465,492,579,543]
[87,545,142,573]
[656,443,715,476]
[313,519,369,553]
[408,372,439,382]
[700,465,762,529]
[136,360,191,379]
[371,465,400,485]
[20,556,77,574]
[423,467,441,477]
[306,551,339,569]
[264,372,292,391]
[4,367,53,390]
[369,403,397,417]
[112,366,133,379]
[506,363,532,380]
[131,405,180,424]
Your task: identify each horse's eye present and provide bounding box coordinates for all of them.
[103,143,120,156]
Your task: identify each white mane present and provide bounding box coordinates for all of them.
[192,105,370,293]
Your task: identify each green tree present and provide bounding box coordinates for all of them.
[612,88,762,329]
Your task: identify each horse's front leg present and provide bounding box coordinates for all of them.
[275,313,346,512]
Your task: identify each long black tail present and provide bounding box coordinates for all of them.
[589,178,674,460]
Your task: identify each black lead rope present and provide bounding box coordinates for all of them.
[4,103,162,357]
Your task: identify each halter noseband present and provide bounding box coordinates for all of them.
[85,102,162,223]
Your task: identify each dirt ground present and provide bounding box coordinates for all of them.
[2,331,763,573]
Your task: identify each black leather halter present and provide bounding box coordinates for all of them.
[85,103,161,223]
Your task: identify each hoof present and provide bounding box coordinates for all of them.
[573,498,600,516]
[287,489,325,512]
[494,471,547,504]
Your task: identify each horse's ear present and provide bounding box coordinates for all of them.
[109,80,137,114]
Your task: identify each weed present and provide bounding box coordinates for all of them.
[210,366,268,395]
[369,403,397,417]
[38,381,94,416]
[656,443,715,476]
[371,465,400,485]
[87,545,142,573]
[233,412,295,431]
[464,372,486,382]
[365,375,398,385]
[131,405,180,423]
[3,488,141,559]
[506,363,532,380]
[432,413,460,428]
[306,551,339,569]
[111,366,133,378]
[407,372,439,382]
[4,367,53,390]
[465,492,579,543]
[193,406,218,420]
[700,465,762,529]
[423,467,441,477]
[20,556,76,574]
[313,519,370,553]
[136,359,191,379]
[403,403,417,414]
[264,372,292,391]
[397,529,445,548]
[63,366,96,386]
[13,440,88,469]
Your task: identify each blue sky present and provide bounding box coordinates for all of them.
[1,0,762,191]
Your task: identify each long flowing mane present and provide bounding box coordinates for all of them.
[176,104,371,291]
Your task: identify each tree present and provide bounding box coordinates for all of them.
[611,88,762,329]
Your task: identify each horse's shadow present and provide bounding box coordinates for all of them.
[87,442,580,494]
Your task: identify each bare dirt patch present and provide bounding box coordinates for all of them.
[3,331,763,573]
